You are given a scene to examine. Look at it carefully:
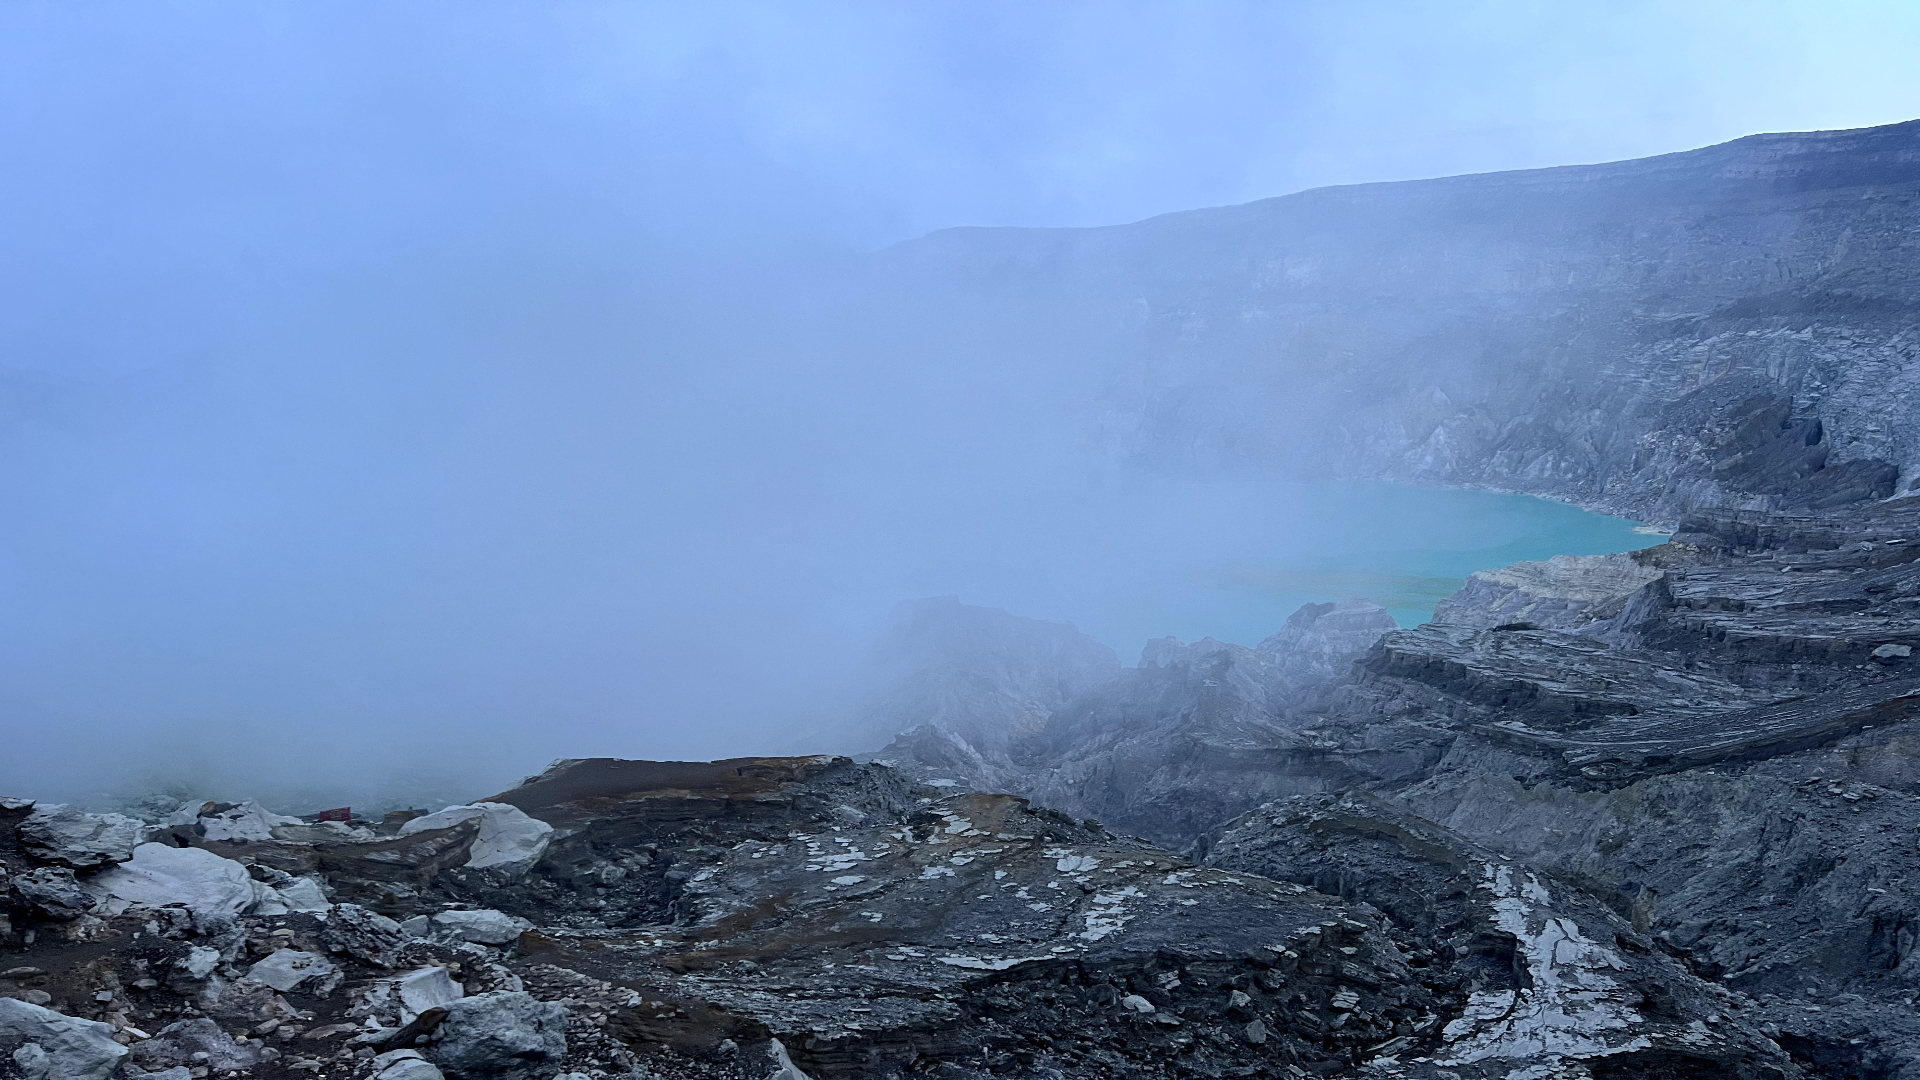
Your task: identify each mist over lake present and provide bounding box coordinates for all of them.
[889,475,1661,655]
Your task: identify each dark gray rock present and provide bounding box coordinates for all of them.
[1256,598,1400,681]
[9,868,95,920]
[1207,792,1798,1078]
[873,601,1419,848]
[504,759,1430,1079]
[127,1017,260,1072]
[952,496,1920,1075]
[425,991,566,1080]
[1432,552,1665,630]
[319,903,410,968]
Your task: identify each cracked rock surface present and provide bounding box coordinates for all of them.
[4,752,1776,1079]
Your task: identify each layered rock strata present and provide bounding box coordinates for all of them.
[878,121,1920,523]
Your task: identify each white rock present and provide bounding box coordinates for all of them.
[89,843,278,922]
[274,877,332,912]
[0,997,129,1080]
[195,801,302,842]
[1436,863,1652,1066]
[1120,994,1156,1014]
[17,805,151,868]
[244,949,339,994]
[271,819,378,844]
[394,967,465,1023]
[371,1049,445,1080]
[765,1039,814,1080]
[177,947,221,981]
[397,806,487,835]
[399,803,552,877]
[461,803,553,874]
[430,909,531,946]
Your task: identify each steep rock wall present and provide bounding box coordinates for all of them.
[879,120,1920,524]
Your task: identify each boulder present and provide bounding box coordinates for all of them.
[243,949,339,995]
[359,966,466,1027]
[192,800,302,842]
[765,1039,814,1080]
[16,804,149,868]
[244,863,332,913]
[0,998,129,1080]
[398,803,551,876]
[127,1018,260,1072]
[424,991,566,1080]
[272,876,332,912]
[10,867,97,920]
[320,903,410,967]
[269,819,379,844]
[393,967,464,1024]
[173,946,222,982]
[419,909,531,946]
[88,843,288,923]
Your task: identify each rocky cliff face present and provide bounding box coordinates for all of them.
[837,487,1920,1076]
[875,495,1920,1077]
[879,120,1920,524]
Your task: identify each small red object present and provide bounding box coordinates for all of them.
[316,807,352,822]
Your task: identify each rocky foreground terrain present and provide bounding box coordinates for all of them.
[7,495,1920,1080]
[0,753,1811,1080]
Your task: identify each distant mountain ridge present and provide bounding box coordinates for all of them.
[878,119,1920,524]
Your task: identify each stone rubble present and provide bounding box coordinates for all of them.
[0,753,1766,1079]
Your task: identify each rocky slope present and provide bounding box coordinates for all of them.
[1,755,1795,1080]
[878,120,1920,523]
[875,495,1920,1077]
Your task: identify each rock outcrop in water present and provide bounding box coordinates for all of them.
[1429,554,1664,631]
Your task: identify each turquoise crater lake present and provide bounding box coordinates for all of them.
[888,477,1665,659]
